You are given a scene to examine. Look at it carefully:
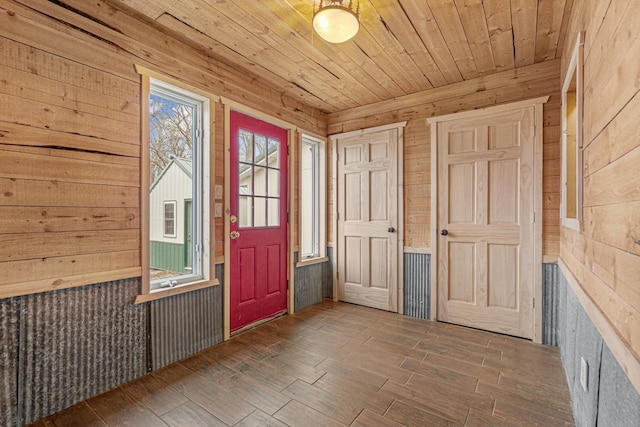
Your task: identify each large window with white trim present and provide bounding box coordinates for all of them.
[148,79,209,289]
[299,134,326,261]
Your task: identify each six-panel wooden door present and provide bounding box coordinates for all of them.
[337,129,399,312]
[436,106,536,338]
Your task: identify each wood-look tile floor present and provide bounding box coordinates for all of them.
[30,300,574,427]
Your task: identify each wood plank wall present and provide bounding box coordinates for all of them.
[0,0,326,298]
[214,101,225,264]
[327,59,561,254]
[559,0,640,370]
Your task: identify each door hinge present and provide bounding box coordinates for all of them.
[336,212,340,221]
[531,212,536,223]
[533,298,535,308]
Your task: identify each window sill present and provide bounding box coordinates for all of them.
[135,278,220,304]
[296,256,329,268]
[561,218,582,232]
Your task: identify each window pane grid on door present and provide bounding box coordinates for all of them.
[254,166,267,197]
[239,163,253,195]
[239,130,254,163]
[237,128,281,229]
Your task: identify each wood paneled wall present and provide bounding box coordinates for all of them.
[0,0,326,298]
[543,95,561,257]
[559,0,640,378]
[327,60,561,253]
[214,101,225,263]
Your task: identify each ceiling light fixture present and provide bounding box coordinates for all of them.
[313,0,360,44]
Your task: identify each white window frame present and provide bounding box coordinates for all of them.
[135,69,220,304]
[149,79,208,290]
[298,134,327,265]
[163,200,177,238]
[561,32,585,231]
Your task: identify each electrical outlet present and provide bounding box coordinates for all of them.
[214,203,223,218]
[580,357,589,392]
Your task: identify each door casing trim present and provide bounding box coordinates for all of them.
[428,97,548,343]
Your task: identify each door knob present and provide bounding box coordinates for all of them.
[230,231,240,239]
[388,227,395,233]
[440,229,448,236]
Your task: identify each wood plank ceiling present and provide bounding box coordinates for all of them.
[112,0,573,115]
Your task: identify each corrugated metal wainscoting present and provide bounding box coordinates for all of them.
[403,252,431,320]
[542,262,560,346]
[0,297,19,427]
[324,247,334,299]
[554,263,640,427]
[149,264,224,370]
[293,251,332,312]
[16,278,146,426]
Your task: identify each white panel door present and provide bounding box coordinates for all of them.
[337,129,398,312]
[436,106,535,338]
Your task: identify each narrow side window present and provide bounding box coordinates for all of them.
[561,32,585,230]
[299,134,326,261]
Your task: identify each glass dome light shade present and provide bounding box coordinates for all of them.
[313,5,359,44]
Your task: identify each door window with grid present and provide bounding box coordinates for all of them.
[237,129,281,228]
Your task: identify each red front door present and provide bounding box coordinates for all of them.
[229,111,288,332]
